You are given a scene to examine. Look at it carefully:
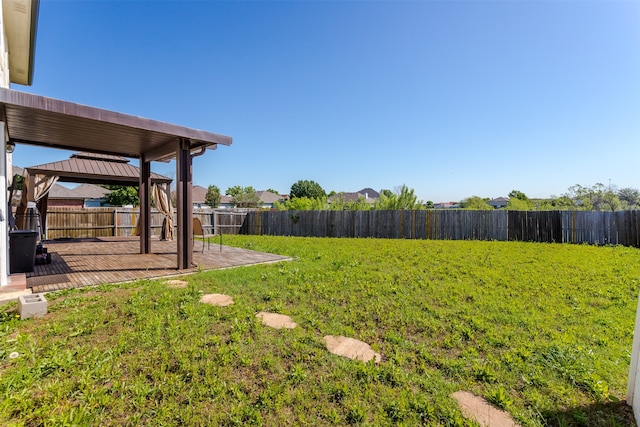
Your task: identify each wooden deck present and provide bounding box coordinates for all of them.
[25,237,290,293]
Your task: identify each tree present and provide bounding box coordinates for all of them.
[460,196,492,210]
[566,183,622,211]
[104,185,139,207]
[328,194,371,211]
[226,185,260,208]
[266,188,280,195]
[290,180,326,199]
[274,196,327,211]
[205,185,221,208]
[507,190,533,210]
[374,185,424,210]
[618,187,640,209]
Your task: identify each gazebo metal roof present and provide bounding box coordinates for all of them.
[26,152,173,186]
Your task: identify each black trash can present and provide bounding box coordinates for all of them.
[9,230,39,273]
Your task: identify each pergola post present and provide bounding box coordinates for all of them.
[139,153,151,254]
[176,138,193,269]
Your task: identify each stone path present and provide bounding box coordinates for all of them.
[194,290,519,425]
[323,335,382,363]
[165,279,189,289]
[452,391,522,427]
[256,311,297,329]
[199,293,234,306]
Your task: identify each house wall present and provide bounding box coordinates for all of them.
[0,1,10,287]
[48,199,84,208]
[628,294,640,424]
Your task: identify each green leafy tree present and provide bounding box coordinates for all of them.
[537,195,576,210]
[507,190,534,210]
[104,185,139,207]
[566,183,622,211]
[274,196,327,210]
[290,180,326,199]
[226,185,260,208]
[205,185,221,208]
[618,187,640,209]
[266,188,280,195]
[374,185,424,210]
[460,195,492,210]
[328,194,371,211]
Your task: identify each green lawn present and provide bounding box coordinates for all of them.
[1,236,639,426]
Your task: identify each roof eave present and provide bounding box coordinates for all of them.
[3,0,39,86]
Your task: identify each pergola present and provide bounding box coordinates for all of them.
[21,152,174,236]
[1,88,232,269]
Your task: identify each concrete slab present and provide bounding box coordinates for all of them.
[200,293,234,306]
[324,335,381,363]
[452,391,521,427]
[256,311,297,329]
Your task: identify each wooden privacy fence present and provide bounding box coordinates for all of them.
[44,207,247,239]
[240,210,640,247]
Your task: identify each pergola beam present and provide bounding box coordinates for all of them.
[176,138,193,269]
[139,153,151,255]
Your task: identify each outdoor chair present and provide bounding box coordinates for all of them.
[193,217,215,253]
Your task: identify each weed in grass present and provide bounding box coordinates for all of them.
[346,404,365,425]
[487,385,514,410]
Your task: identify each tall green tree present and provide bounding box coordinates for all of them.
[460,196,492,210]
[274,196,327,211]
[290,180,326,199]
[104,185,139,207]
[566,183,622,211]
[226,185,260,208]
[618,187,640,209]
[205,185,221,208]
[374,185,424,210]
[507,190,534,210]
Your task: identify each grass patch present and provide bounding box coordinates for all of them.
[1,237,639,426]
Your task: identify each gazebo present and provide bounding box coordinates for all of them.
[17,152,174,239]
[1,88,232,270]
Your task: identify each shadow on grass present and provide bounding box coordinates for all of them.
[540,400,635,427]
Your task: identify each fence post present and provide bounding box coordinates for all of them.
[113,208,118,237]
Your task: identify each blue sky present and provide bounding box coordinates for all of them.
[11,0,640,203]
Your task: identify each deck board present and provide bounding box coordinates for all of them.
[26,237,290,293]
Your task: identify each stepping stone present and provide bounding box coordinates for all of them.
[323,335,381,363]
[256,311,297,329]
[452,391,521,427]
[200,293,234,306]
[165,279,189,289]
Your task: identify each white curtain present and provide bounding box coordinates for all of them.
[153,183,174,240]
[16,173,58,230]
[31,174,59,202]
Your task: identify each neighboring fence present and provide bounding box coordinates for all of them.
[44,207,248,239]
[240,209,640,247]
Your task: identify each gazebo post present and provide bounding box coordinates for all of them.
[139,153,151,254]
[176,138,193,269]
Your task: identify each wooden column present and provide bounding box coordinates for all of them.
[176,138,193,269]
[139,153,151,254]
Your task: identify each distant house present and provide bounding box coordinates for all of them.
[174,185,234,209]
[487,197,509,209]
[256,191,286,209]
[328,187,379,207]
[357,188,380,199]
[433,201,460,209]
[48,183,111,208]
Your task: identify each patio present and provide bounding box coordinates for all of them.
[22,237,291,293]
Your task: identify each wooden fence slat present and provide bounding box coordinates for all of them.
[240,210,640,248]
